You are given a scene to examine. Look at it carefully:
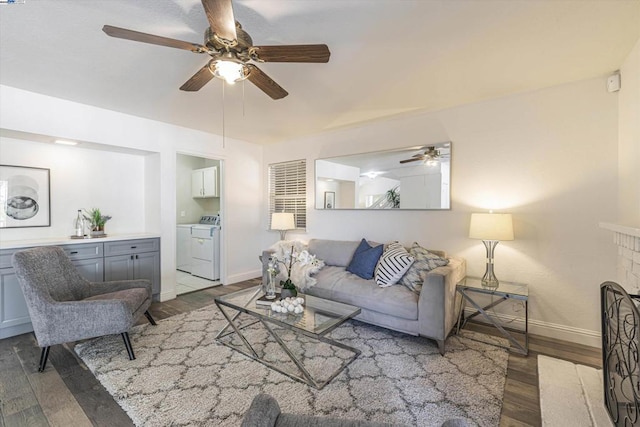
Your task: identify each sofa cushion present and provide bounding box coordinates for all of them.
[308,239,361,267]
[374,242,414,287]
[346,239,384,280]
[307,266,419,320]
[399,243,450,294]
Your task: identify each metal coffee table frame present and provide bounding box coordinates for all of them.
[214,287,361,389]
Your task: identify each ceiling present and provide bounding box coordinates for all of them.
[1,0,638,145]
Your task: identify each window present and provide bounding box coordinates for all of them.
[268,159,306,230]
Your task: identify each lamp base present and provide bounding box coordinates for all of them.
[480,275,499,289]
[481,240,500,288]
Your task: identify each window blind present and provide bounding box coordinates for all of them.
[268,159,306,230]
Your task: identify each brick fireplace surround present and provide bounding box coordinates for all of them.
[601,223,640,294]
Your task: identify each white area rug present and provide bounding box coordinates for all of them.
[538,355,613,427]
[75,305,509,426]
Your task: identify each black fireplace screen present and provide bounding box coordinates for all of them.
[601,281,640,426]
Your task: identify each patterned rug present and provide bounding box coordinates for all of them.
[74,305,508,426]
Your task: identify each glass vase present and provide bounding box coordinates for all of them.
[265,272,277,300]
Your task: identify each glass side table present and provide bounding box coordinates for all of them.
[455,276,529,355]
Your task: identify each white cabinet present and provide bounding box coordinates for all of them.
[191,167,218,198]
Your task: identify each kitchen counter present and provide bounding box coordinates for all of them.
[0,233,161,250]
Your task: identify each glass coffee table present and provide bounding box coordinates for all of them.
[214,286,361,389]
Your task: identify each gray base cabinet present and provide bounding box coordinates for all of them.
[0,237,160,339]
[104,239,161,295]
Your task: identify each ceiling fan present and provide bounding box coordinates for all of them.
[102,0,330,100]
[399,146,448,164]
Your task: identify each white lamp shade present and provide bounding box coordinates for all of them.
[469,213,514,241]
[271,212,295,231]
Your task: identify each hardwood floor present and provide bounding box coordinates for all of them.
[0,278,601,427]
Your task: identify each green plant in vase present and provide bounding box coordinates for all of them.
[84,208,112,235]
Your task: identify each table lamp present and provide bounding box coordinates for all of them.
[469,212,514,287]
[271,212,295,240]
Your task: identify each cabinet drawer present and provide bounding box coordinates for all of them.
[63,243,103,260]
[104,238,159,256]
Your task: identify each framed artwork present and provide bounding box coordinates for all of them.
[0,165,51,228]
[324,191,335,209]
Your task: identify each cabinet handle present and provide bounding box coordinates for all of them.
[135,255,139,259]
[131,246,137,249]
[70,251,78,255]
[130,255,134,260]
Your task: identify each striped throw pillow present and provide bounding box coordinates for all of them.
[375,242,415,287]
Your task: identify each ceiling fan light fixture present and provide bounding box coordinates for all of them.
[210,58,247,85]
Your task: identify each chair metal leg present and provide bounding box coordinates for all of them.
[144,310,157,326]
[121,332,135,360]
[38,346,50,372]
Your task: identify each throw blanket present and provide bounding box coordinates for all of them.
[269,240,325,291]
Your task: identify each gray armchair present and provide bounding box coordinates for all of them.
[242,394,469,427]
[12,246,156,372]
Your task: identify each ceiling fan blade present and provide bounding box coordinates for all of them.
[102,25,205,52]
[201,0,237,45]
[251,45,330,63]
[246,64,288,99]
[180,64,214,91]
[399,157,425,164]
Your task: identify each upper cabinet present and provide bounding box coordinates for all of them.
[192,166,218,198]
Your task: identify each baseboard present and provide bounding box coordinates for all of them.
[226,269,261,285]
[462,308,601,349]
[159,290,177,302]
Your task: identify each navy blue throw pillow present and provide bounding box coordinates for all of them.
[346,238,384,280]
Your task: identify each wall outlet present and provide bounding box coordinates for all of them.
[180,211,186,217]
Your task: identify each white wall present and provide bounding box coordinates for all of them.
[264,76,619,347]
[617,37,640,227]
[0,137,146,238]
[0,85,264,301]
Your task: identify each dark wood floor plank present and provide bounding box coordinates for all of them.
[48,344,133,427]
[0,338,44,425]
[13,339,92,427]
[3,405,49,427]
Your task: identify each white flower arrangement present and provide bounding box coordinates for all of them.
[269,241,325,291]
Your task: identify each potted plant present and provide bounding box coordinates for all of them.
[386,186,400,208]
[84,208,112,237]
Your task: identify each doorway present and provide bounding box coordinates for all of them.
[175,153,224,295]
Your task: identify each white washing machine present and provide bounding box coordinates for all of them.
[177,215,220,280]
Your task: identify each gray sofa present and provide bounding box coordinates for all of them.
[262,239,466,354]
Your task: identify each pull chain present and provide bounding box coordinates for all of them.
[222,82,226,149]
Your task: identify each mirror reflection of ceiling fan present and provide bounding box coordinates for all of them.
[399,146,449,164]
[102,0,330,100]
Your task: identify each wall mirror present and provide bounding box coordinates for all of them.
[315,142,451,210]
